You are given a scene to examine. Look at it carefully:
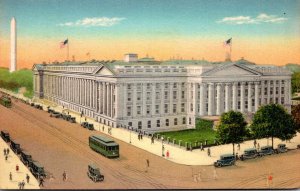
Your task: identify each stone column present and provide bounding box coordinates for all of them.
[267,80,270,104]
[107,83,110,117]
[279,80,282,104]
[208,83,214,116]
[132,83,137,117]
[225,83,231,112]
[114,84,119,118]
[177,82,181,115]
[151,83,156,115]
[102,82,106,115]
[248,82,253,112]
[261,80,265,105]
[111,84,113,117]
[216,83,222,115]
[240,82,245,113]
[193,83,197,115]
[142,83,147,116]
[232,82,237,111]
[273,80,276,103]
[199,83,207,116]
[284,80,289,104]
[254,82,259,111]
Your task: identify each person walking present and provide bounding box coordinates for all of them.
[5,155,8,161]
[138,133,140,141]
[166,150,170,158]
[151,136,154,144]
[16,164,19,172]
[3,148,6,156]
[237,143,240,151]
[18,182,22,189]
[63,171,67,181]
[9,172,12,181]
[200,143,204,151]
[22,180,25,189]
[207,147,211,157]
[257,143,260,151]
[141,133,143,140]
[26,174,30,184]
[39,177,44,187]
[6,148,9,155]
[254,139,257,148]
[146,159,149,168]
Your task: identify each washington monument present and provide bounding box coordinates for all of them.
[10,17,16,73]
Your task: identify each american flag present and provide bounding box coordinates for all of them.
[223,38,232,47]
[60,39,68,48]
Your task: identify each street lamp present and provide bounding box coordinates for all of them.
[161,136,165,157]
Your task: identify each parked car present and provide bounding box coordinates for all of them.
[275,144,288,154]
[87,164,104,182]
[258,145,274,156]
[214,154,235,167]
[62,113,71,120]
[47,108,54,113]
[34,104,43,110]
[87,124,94,131]
[240,148,260,161]
[81,122,89,128]
[1,130,10,142]
[10,139,21,155]
[50,111,62,118]
[68,117,76,123]
[20,150,33,166]
[30,161,47,179]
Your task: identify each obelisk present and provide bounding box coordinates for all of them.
[10,17,16,73]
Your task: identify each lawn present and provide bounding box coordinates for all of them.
[154,118,217,147]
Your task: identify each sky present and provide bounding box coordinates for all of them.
[0,0,300,69]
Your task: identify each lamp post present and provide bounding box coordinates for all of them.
[161,136,165,157]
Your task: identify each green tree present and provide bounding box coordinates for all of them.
[250,104,297,148]
[292,72,300,94]
[216,111,248,155]
[291,104,300,131]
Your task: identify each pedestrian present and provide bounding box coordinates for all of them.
[207,147,211,157]
[9,172,12,181]
[18,182,22,189]
[254,139,257,148]
[3,148,6,156]
[237,143,240,151]
[102,125,104,131]
[267,174,273,188]
[235,153,239,160]
[146,159,149,167]
[26,174,30,184]
[200,143,204,151]
[22,180,25,189]
[166,150,170,158]
[141,133,143,140]
[138,133,140,140]
[162,145,165,157]
[16,164,19,172]
[257,143,260,151]
[5,155,8,161]
[63,171,67,181]
[151,136,154,144]
[39,177,44,187]
[6,148,9,155]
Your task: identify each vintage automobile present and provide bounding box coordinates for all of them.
[275,144,288,154]
[10,139,21,155]
[30,103,35,107]
[20,150,33,166]
[87,164,104,182]
[47,108,54,113]
[240,148,260,161]
[214,154,235,167]
[30,161,47,179]
[81,122,89,128]
[1,130,10,142]
[258,145,274,156]
[87,124,94,131]
[34,104,43,110]
[62,113,71,121]
[50,111,62,118]
[68,116,76,123]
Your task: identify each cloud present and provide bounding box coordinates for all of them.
[217,13,287,25]
[58,17,125,27]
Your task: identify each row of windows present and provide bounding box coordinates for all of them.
[128,117,193,129]
[127,104,186,116]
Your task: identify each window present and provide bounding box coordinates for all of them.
[157,120,160,127]
[173,104,177,113]
[146,92,151,100]
[147,121,151,128]
[238,101,240,109]
[137,92,142,101]
[173,91,177,99]
[189,117,192,125]
[181,103,185,112]
[265,88,267,95]
[127,84,132,90]
[164,104,168,113]
[245,101,248,109]
[155,105,160,114]
[166,119,169,126]
[270,87,273,95]
[281,97,284,104]
[190,103,193,112]
[164,83,169,89]
[127,106,131,116]
[127,92,132,101]
[181,82,185,88]
[155,92,160,99]
[252,99,255,106]
[198,104,200,112]
[174,118,178,125]
[128,122,132,127]
[181,91,185,99]
[138,121,142,129]
[164,91,168,99]
[191,91,193,99]
[156,83,160,89]
[281,87,284,94]
[182,117,186,124]
[147,83,151,90]
[173,83,177,88]
[137,106,141,115]
[198,91,200,99]
[276,87,279,94]
[146,105,151,114]
[238,90,241,97]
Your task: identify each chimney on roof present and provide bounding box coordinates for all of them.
[124,53,138,62]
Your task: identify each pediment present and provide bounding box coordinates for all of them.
[202,63,261,77]
[93,65,115,76]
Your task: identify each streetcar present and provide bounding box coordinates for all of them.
[89,135,119,158]
[0,95,12,108]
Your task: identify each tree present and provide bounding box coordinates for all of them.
[250,104,297,148]
[216,111,248,155]
[292,72,300,94]
[291,104,300,131]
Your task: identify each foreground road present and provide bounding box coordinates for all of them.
[0,96,300,189]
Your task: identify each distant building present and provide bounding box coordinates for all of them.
[33,55,292,132]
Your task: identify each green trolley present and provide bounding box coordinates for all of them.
[0,96,12,108]
[89,135,119,158]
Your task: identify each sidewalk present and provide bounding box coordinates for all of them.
[2,88,300,166]
[0,139,40,189]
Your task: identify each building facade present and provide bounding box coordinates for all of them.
[33,56,292,132]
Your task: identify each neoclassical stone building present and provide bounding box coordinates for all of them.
[33,55,292,132]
